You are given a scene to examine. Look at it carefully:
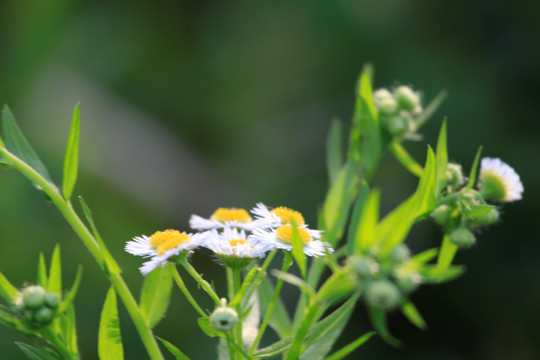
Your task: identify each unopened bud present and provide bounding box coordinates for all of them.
[396,273,421,294]
[44,292,61,309]
[446,163,464,187]
[22,286,46,309]
[395,86,420,111]
[449,227,476,247]
[387,116,409,136]
[475,208,499,226]
[210,306,238,331]
[35,307,54,324]
[432,205,452,226]
[389,244,410,263]
[348,256,378,277]
[365,280,401,310]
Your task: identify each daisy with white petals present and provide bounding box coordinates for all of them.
[478,157,523,202]
[203,227,269,268]
[250,224,333,257]
[126,229,204,275]
[190,207,257,231]
[250,203,322,237]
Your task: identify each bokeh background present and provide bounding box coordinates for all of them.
[0,0,539,359]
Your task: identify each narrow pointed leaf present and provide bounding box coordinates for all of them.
[437,234,458,270]
[2,106,53,183]
[62,103,80,200]
[435,119,448,195]
[415,90,447,129]
[354,189,379,253]
[389,141,423,177]
[16,343,60,360]
[463,204,494,218]
[140,263,173,328]
[0,271,18,301]
[47,244,62,294]
[259,276,291,338]
[324,331,375,360]
[197,317,225,338]
[411,248,438,264]
[401,301,427,330]
[420,265,465,283]
[37,253,48,288]
[346,182,370,255]
[466,147,483,189]
[59,303,79,355]
[98,287,124,360]
[156,337,190,360]
[368,307,401,347]
[58,265,83,314]
[327,118,343,184]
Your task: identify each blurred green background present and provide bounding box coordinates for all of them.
[1,0,539,359]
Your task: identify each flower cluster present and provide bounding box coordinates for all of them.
[12,285,61,328]
[125,203,333,274]
[373,85,423,138]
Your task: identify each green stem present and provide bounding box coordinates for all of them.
[390,141,423,177]
[172,266,206,317]
[286,300,320,360]
[232,266,243,355]
[232,251,276,308]
[0,147,164,360]
[44,328,78,360]
[249,252,292,355]
[181,260,221,306]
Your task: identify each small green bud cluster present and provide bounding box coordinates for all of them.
[349,245,421,310]
[209,298,238,332]
[15,285,61,327]
[432,185,500,248]
[373,86,422,137]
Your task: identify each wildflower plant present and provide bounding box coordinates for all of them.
[0,65,523,359]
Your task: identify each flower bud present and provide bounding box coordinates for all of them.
[365,280,401,310]
[475,208,499,226]
[210,306,238,331]
[386,116,409,136]
[22,286,46,309]
[395,86,420,111]
[373,88,393,104]
[348,256,378,277]
[23,309,34,322]
[396,273,420,294]
[432,205,452,226]
[449,227,476,247]
[389,244,410,263]
[44,292,61,309]
[35,306,54,324]
[446,163,464,187]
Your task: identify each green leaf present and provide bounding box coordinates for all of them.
[47,244,62,294]
[466,146,483,190]
[271,270,316,298]
[58,265,83,314]
[389,141,424,177]
[435,119,448,196]
[411,248,438,264]
[62,103,80,201]
[156,337,190,360]
[78,196,120,275]
[36,253,48,288]
[1,105,53,184]
[321,160,361,246]
[327,118,343,184]
[0,271,18,302]
[401,301,427,330]
[368,307,401,347]
[58,302,79,355]
[299,295,360,360]
[436,234,458,270]
[354,189,379,253]
[324,331,375,360]
[415,90,448,129]
[140,263,173,328]
[197,317,225,338]
[16,343,60,360]
[346,182,370,255]
[98,287,124,360]
[259,277,291,338]
[463,204,494,218]
[420,265,465,283]
[291,222,307,279]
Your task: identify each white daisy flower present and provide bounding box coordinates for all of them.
[190,207,257,231]
[125,229,204,275]
[250,224,333,257]
[250,203,315,230]
[203,227,269,268]
[478,157,523,202]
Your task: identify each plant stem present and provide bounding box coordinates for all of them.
[181,260,221,306]
[172,266,206,317]
[232,266,243,355]
[249,252,292,355]
[45,328,78,360]
[0,147,165,360]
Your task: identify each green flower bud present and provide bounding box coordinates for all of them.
[475,208,500,226]
[365,280,401,310]
[386,116,409,136]
[449,227,476,247]
[22,286,46,309]
[395,86,420,111]
[432,205,452,226]
[389,244,410,263]
[348,256,378,277]
[35,306,54,324]
[210,306,238,331]
[23,309,34,322]
[44,292,61,309]
[373,88,393,104]
[446,163,464,187]
[396,273,420,294]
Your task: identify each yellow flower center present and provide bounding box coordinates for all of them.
[275,225,311,245]
[228,238,248,247]
[271,207,305,225]
[149,229,191,255]
[210,208,252,223]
